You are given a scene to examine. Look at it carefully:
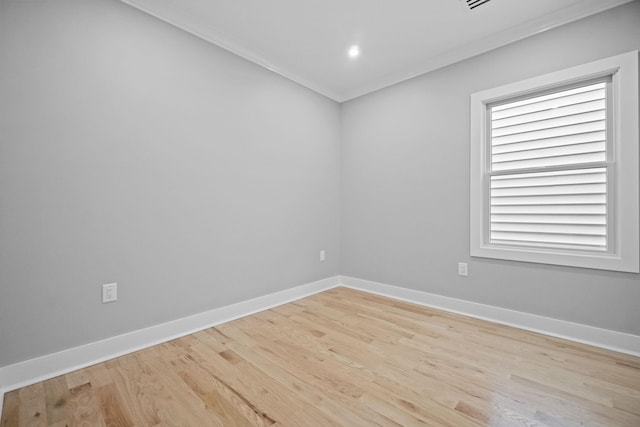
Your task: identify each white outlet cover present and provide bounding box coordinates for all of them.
[458,262,468,277]
[102,283,118,303]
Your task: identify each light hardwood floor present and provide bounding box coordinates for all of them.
[2,287,640,426]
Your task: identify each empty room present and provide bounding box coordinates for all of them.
[1,0,639,425]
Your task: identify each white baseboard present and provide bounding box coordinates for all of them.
[0,276,340,402]
[340,275,640,357]
[3,274,639,418]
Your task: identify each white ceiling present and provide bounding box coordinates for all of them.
[120,0,633,102]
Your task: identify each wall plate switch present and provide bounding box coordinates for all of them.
[102,283,117,303]
[458,262,468,277]
[320,250,326,262]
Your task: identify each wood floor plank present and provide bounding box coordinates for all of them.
[1,390,20,427]
[43,376,70,425]
[195,330,378,426]
[17,383,47,427]
[2,287,640,426]
[97,383,133,427]
[187,333,346,426]
[65,382,106,427]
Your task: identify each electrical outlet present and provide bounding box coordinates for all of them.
[458,262,468,277]
[320,250,326,262]
[102,283,117,303]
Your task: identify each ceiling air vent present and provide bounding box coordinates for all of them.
[465,0,492,10]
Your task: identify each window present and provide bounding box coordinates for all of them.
[470,51,639,272]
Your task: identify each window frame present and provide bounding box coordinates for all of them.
[470,51,639,273]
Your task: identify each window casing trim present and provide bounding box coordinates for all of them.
[470,51,639,272]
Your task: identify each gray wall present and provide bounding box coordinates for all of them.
[0,0,340,366]
[341,2,640,335]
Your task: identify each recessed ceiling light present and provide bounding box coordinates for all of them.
[348,45,360,59]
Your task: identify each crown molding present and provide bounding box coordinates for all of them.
[119,0,343,102]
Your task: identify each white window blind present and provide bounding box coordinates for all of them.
[488,81,609,252]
